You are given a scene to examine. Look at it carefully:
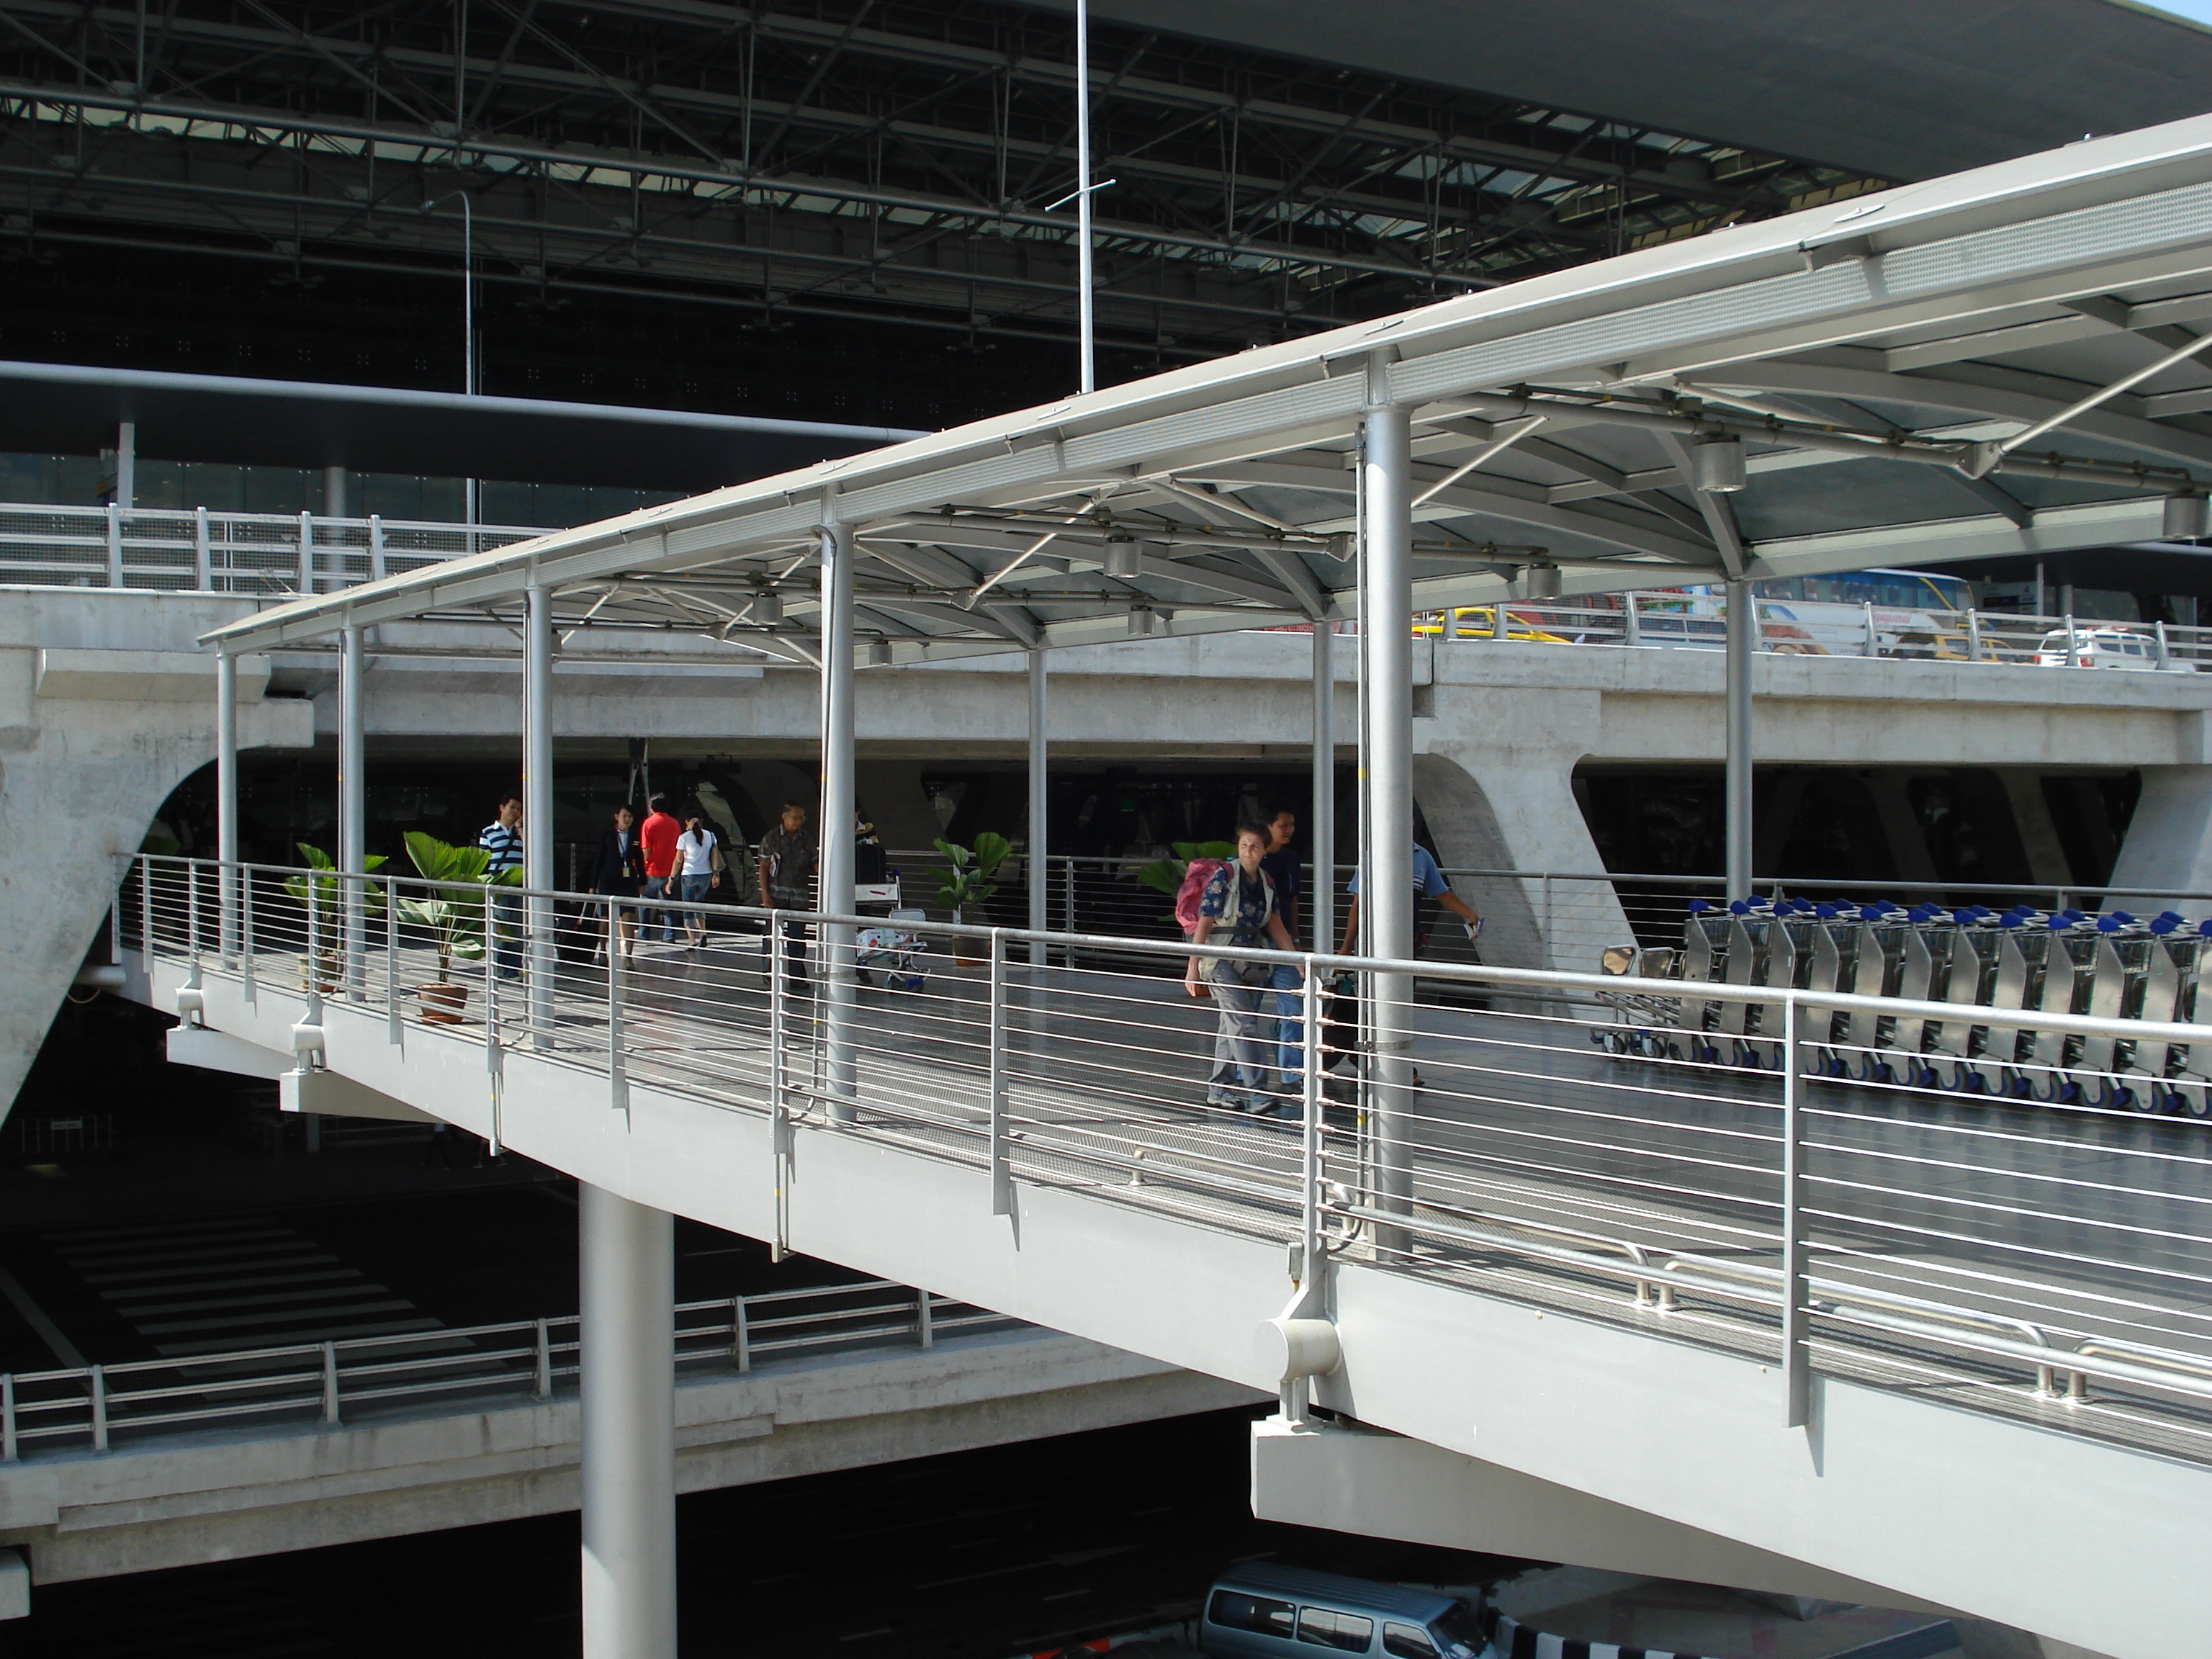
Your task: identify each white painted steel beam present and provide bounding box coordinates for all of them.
[338,625,366,996]
[525,585,556,1041]
[1361,356,1417,1252]
[579,1184,677,1659]
[216,650,239,962]
[819,520,858,1120]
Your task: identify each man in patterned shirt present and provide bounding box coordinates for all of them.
[1184,823,1303,1116]
[478,793,524,979]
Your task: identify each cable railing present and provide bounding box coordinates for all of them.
[0,1276,1012,1462]
[5,505,2192,675]
[0,503,548,594]
[1417,592,2212,669]
[863,851,2212,974]
[120,854,2212,1465]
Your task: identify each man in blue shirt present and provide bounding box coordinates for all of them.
[478,793,525,979]
[1339,843,1482,957]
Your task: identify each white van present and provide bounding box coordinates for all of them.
[1199,1564,1482,1658]
[2031,627,2172,670]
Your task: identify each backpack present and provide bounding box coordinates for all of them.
[1174,859,1273,940]
[1174,858,1226,938]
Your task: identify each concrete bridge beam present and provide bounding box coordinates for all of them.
[0,590,312,1122]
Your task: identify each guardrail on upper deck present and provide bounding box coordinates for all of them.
[0,503,549,594]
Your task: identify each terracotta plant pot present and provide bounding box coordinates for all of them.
[418,983,470,1024]
[302,954,341,995]
[950,909,984,968]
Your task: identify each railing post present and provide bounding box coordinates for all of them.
[188,859,202,966]
[1300,953,1323,1296]
[139,854,153,953]
[989,929,1010,1215]
[916,1288,935,1349]
[2065,612,2080,667]
[194,505,212,590]
[1064,857,1077,954]
[106,500,123,587]
[2,1372,15,1463]
[1862,601,1879,658]
[732,1297,751,1374]
[306,867,323,996]
[322,1341,341,1424]
[2156,619,2172,670]
[297,510,315,593]
[1967,609,1984,663]
[369,514,386,582]
[386,873,402,1044]
[91,1364,108,1451]
[534,1317,553,1400]
[241,864,256,1002]
[1781,996,1811,1428]
[768,908,791,1259]
[608,899,628,1112]
[1624,590,1642,647]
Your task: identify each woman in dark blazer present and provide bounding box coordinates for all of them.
[589,804,644,961]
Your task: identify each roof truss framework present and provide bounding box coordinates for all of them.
[207,116,2212,664]
[0,0,1888,356]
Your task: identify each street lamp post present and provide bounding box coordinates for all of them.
[1074,0,1093,395]
[424,191,478,534]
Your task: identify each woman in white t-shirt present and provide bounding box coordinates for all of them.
[675,812,722,948]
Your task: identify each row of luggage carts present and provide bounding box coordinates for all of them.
[1593,897,2212,1116]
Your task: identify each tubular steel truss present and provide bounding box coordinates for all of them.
[0,0,1888,356]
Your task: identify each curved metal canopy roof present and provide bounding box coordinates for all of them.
[207,112,2212,668]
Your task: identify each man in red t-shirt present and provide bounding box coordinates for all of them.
[638,793,682,943]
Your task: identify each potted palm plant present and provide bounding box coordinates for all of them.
[395,831,518,1022]
[933,832,1010,966]
[284,843,388,992]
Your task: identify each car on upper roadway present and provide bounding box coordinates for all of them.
[2031,626,2182,669]
[1414,606,1570,643]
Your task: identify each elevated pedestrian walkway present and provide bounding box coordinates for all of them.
[109,857,2212,1658]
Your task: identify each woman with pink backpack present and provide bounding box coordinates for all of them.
[1183,823,1303,1117]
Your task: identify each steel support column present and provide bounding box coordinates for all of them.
[578,1182,676,1659]
[1725,579,1754,902]
[525,584,556,1042]
[1360,356,1416,1251]
[338,624,367,997]
[1028,648,1050,961]
[217,650,239,963]
[819,521,858,1119]
[1310,620,1335,955]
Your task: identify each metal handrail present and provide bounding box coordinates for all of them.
[122,852,2212,1442]
[131,854,2212,1049]
[0,1276,1010,1460]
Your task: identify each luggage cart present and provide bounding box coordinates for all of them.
[1591,943,1686,1058]
[2136,919,2212,1117]
[855,907,930,992]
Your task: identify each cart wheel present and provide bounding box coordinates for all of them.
[2182,1086,2212,1120]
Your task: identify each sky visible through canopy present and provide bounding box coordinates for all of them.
[2134,0,2212,27]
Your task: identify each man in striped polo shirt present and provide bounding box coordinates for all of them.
[479,793,524,979]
